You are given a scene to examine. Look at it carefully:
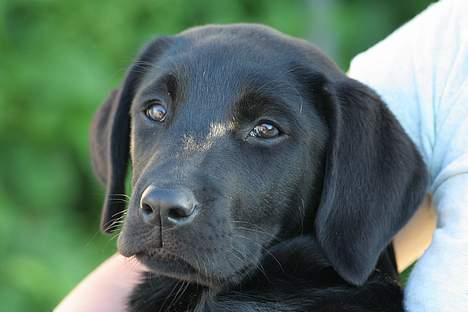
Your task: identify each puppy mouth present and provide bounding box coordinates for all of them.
[135,249,206,283]
[118,231,214,285]
[134,248,252,289]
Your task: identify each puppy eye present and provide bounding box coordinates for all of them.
[249,122,280,139]
[144,103,167,122]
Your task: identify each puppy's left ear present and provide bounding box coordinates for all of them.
[90,88,129,233]
[314,77,428,285]
[90,37,173,233]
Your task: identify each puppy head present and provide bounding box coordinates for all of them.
[90,24,427,287]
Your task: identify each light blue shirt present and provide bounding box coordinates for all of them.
[348,0,468,311]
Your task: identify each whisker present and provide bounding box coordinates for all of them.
[170,280,190,309]
[159,280,181,312]
[108,193,131,200]
[233,234,284,273]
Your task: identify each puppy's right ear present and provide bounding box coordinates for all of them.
[312,76,428,285]
[90,37,173,233]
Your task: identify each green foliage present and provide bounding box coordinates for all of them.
[0,0,431,310]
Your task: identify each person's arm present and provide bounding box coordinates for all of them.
[349,0,468,311]
[394,195,436,272]
[54,255,145,312]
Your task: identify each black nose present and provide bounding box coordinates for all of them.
[140,186,197,227]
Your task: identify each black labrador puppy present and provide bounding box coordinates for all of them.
[90,24,427,311]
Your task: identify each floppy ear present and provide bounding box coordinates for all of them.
[314,77,428,285]
[90,37,172,233]
[90,88,129,233]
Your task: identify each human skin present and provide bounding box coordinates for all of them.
[54,255,146,312]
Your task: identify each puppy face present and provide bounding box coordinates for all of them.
[118,28,329,287]
[91,24,427,287]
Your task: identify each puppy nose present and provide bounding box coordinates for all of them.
[140,186,197,227]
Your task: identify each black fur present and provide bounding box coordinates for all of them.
[128,237,403,312]
[90,24,428,311]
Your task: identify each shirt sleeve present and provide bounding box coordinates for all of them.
[347,0,468,311]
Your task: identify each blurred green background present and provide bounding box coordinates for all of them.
[1,0,432,310]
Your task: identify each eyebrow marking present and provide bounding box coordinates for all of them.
[138,72,178,99]
[182,122,235,153]
[231,71,305,122]
[233,91,300,127]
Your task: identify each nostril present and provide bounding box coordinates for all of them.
[167,206,192,220]
[141,203,154,216]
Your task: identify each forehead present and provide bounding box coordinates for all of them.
[137,37,304,120]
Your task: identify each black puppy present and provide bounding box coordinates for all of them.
[90,24,427,311]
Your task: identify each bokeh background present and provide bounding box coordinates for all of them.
[1,0,433,310]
